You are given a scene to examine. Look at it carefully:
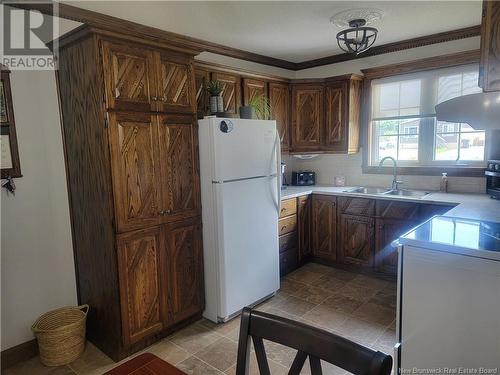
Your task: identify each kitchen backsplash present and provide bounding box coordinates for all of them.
[282,152,487,194]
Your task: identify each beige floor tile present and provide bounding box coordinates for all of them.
[287,268,323,285]
[279,278,307,295]
[224,351,288,375]
[198,316,241,337]
[302,304,350,332]
[300,358,348,375]
[350,275,389,291]
[176,356,223,375]
[336,283,378,302]
[143,340,190,365]
[3,357,75,375]
[169,323,222,354]
[269,295,317,317]
[311,274,347,292]
[321,294,364,315]
[351,302,396,326]
[262,340,297,368]
[290,284,334,304]
[254,293,288,312]
[374,327,396,349]
[324,268,358,282]
[194,337,238,372]
[370,290,397,309]
[67,342,114,375]
[300,262,333,275]
[335,317,386,347]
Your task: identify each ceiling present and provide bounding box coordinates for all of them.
[63,1,482,63]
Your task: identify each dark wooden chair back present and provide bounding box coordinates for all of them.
[235,307,393,375]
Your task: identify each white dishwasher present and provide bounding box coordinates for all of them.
[396,216,500,371]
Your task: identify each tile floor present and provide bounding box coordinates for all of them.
[5,263,397,375]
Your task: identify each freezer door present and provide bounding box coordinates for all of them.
[210,119,278,181]
[215,175,279,320]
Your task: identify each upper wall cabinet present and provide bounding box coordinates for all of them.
[291,75,362,154]
[291,85,324,151]
[211,72,241,116]
[479,0,500,92]
[195,68,210,119]
[324,76,362,154]
[101,41,194,113]
[269,82,290,152]
[243,78,268,105]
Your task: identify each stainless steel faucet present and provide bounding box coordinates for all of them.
[379,156,403,190]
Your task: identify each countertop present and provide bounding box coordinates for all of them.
[280,185,500,223]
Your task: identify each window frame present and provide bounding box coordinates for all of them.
[360,50,487,177]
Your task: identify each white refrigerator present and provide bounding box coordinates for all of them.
[198,118,281,323]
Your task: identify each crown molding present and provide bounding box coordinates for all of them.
[7,1,481,72]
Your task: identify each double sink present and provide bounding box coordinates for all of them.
[344,187,431,198]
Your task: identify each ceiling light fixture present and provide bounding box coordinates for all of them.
[336,18,378,55]
[331,8,383,55]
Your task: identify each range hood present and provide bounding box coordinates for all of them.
[435,92,500,130]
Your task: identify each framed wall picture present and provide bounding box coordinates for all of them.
[1,67,21,178]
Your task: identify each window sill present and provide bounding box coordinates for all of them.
[362,165,486,177]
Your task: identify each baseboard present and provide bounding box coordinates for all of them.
[1,339,38,370]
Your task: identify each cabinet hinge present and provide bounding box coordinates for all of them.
[104,112,109,129]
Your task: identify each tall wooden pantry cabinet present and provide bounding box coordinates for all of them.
[53,26,204,361]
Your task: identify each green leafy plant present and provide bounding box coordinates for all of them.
[206,80,223,96]
[248,94,271,120]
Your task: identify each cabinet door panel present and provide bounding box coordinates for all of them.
[108,112,161,232]
[269,82,290,151]
[117,227,165,346]
[243,78,268,114]
[338,214,374,267]
[195,69,210,118]
[212,72,241,116]
[312,195,336,261]
[157,115,201,223]
[156,52,195,113]
[324,84,346,150]
[165,219,204,324]
[101,41,155,112]
[298,195,312,262]
[479,1,500,92]
[375,218,416,274]
[291,86,323,150]
[338,197,376,216]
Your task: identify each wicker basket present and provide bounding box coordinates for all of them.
[31,305,89,366]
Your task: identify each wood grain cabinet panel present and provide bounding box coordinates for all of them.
[298,195,312,262]
[312,195,337,262]
[324,84,344,149]
[280,247,298,277]
[479,0,500,92]
[165,218,204,325]
[212,72,241,116]
[279,198,297,218]
[291,85,324,151]
[117,227,166,346]
[338,214,375,267]
[195,69,210,118]
[269,82,290,152]
[279,215,297,236]
[376,200,420,220]
[108,112,161,232]
[338,197,376,216]
[101,41,155,112]
[279,232,297,254]
[243,78,268,106]
[155,52,195,113]
[157,114,201,223]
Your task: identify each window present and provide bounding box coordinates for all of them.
[369,64,486,167]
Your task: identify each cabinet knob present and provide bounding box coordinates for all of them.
[151,96,158,101]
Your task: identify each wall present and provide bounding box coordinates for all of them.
[286,36,489,194]
[0,69,77,350]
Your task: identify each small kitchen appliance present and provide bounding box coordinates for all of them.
[291,171,316,186]
[486,160,500,199]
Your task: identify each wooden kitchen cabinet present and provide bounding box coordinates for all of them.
[243,78,268,105]
[298,195,312,262]
[57,27,204,360]
[375,218,416,274]
[479,0,500,92]
[211,72,241,116]
[312,195,337,262]
[291,85,324,151]
[117,227,166,346]
[269,82,291,152]
[165,218,204,325]
[338,214,375,267]
[194,68,210,118]
[324,75,362,153]
[278,198,300,276]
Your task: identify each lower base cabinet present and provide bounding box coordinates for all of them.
[338,214,375,267]
[117,218,204,346]
[312,195,337,262]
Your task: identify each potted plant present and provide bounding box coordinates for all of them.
[240,94,271,120]
[206,80,224,113]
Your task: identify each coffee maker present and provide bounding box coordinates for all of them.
[280,162,287,189]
